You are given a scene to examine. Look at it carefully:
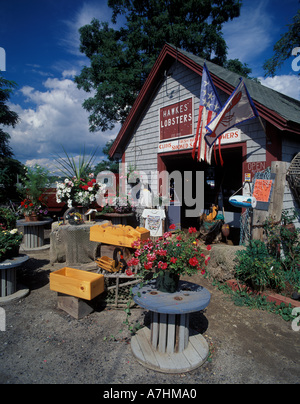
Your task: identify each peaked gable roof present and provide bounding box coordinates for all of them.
[110,43,300,157]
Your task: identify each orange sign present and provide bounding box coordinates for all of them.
[252,179,273,203]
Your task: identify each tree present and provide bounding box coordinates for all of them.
[0,75,19,158]
[75,0,242,132]
[263,8,300,77]
[0,74,23,203]
[94,139,119,174]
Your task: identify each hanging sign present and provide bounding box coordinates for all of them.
[159,97,194,140]
[158,136,195,153]
[252,176,275,210]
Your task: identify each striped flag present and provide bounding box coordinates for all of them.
[192,63,222,163]
[205,78,259,148]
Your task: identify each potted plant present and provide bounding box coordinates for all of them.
[0,207,18,229]
[0,225,23,261]
[18,164,50,221]
[19,198,48,221]
[126,225,211,293]
[56,175,106,209]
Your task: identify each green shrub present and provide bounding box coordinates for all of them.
[235,240,285,291]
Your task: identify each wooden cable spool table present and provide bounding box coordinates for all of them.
[131,279,211,373]
[0,255,29,303]
[17,218,52,250]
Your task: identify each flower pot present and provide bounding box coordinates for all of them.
[25,214,41,222]
[1,245,20,261]
[156,270,180,293]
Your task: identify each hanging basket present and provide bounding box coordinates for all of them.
[287,153,300,204]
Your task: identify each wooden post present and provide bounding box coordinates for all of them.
[268,161,287,222]
[252,161,287,240]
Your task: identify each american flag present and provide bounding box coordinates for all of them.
[192,63,222,164]
[205,78,259,148]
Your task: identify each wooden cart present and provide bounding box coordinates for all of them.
[90,223,150,306]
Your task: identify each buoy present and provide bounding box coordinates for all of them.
[229,195,257,208]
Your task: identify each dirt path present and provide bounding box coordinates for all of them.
[0,247,299,384]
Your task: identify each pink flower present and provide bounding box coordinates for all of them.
[131,240,141,248]
[126,269,134,276]
[147,253,156,261]
[127,257,139,267]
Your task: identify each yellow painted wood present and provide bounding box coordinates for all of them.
[90,223,150,248]
[50,267,104,300]
[95,256,122,273]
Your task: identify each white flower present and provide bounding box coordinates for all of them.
[9,229,18,234]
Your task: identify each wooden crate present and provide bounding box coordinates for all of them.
[90,223,150,248]
[50,267,104,300]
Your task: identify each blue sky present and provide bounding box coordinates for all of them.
[1,0,299,171]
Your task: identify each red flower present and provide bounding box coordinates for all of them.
[144,262,153,270]
[126,269,134,276]
[170,257,177,264]
[189,257,199,267]
[169,224,176,230]
[158,261,168,270]
[188,227,197,234]
[157,249,167,257]
[206,245,212,251]
[127,257,139,267]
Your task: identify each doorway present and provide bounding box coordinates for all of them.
[159,145,244,230]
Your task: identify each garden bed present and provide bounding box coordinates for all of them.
[226,279,300,308]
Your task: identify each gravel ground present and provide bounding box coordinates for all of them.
[0,245,299,385]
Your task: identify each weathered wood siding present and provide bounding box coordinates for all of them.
[123,60,299,225]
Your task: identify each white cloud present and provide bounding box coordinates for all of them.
[222,0,274,64]
[9,72,119,169]
[258,75,300,100]
[61,2,113,56]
